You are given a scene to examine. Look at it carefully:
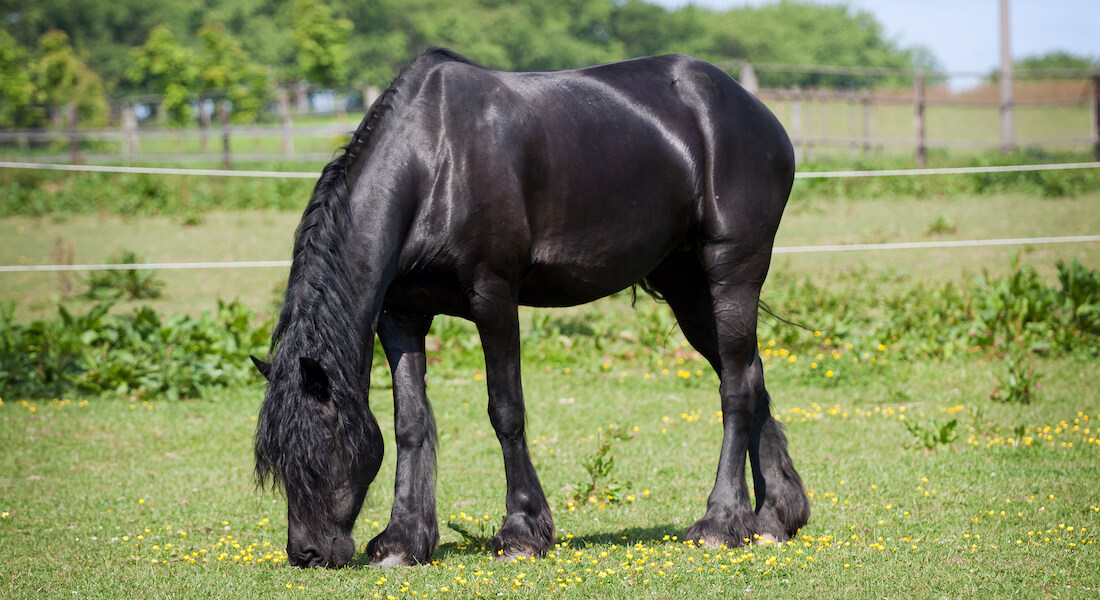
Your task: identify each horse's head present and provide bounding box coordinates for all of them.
[252,354,383,568]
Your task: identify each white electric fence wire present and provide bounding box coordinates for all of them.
[2,236,1097,273]
[2,160,1098,180]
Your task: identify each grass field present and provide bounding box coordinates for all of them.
[1,356,1097,598]
[2,192,1098,320]
[1,181,1099,597]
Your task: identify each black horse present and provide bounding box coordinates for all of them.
[252,48,809,568]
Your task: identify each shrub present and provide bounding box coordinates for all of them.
[760,259,1100,360]
[83,251,165,300]
[2,259,1095,401]
[0,300,270,400]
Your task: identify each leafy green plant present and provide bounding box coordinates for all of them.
[571,428,633,505]
[0,299,270,400]
[903,417,958,451]
[926,214,957,235]
[990,351,1042,405]
[445,514,494,552]
[1057,257,1100,336]
[760,259,1100,361]
[83,251,165,301]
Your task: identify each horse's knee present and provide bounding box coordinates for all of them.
[488,402,526,441]
[394,418,435,451]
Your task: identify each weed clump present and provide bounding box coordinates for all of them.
[83,250,165,300]
[0,299,270,400]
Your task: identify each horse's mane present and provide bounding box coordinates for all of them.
[255,49,474,498]
[268,47,475,362]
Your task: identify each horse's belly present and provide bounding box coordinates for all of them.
[517,240,673,307]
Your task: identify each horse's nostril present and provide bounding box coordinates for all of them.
[294,546,326,568]
[330,536,355,567]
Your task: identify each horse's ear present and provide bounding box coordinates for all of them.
[299,356,330,400]
[250,355,272,381]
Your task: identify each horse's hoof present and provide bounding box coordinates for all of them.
[754,533,780,545]
[694,535,735,550]
[686,512,759,550]
[489,510,554,562]
[370,553,415,568]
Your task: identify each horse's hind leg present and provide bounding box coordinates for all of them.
[367,311,440,566]
[647,248,807,546]
[751,390,810,542]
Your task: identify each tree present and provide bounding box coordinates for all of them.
[33,30,107,127]
[611,1,687,58]
[196,22,273,123]
[288,0,353,87]
[704,2,917,88]
[127,25,197,126]
[3,0,942,122]
[1015,51,1098,73]
[0,30,37,126]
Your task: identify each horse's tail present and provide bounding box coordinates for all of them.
[633,278,816,334]
[631,277,666,306]
[758,300,817,334]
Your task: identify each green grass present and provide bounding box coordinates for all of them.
[1,168,1098,596]
[1,355,1097,598]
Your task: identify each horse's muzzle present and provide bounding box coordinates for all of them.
[288,535,355,568]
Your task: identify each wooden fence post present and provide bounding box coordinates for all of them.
[803,88,814,162]
[790,87,803,164]
[861,89,872,157]
[363,85,380,110]
[295,82,309,114]
[66,103,82,164]
[1093,75,1100,162]
[914,73,927,168]
[739,61,759,95]
[277,87,293,156]
[121,104,138,159]
[335,92,346,119]
[999,0,1015,154]
[817,90,828,155]
[219,101,231,169]
[198,97,210,152]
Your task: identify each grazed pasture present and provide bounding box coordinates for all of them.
[1,188,1098,598]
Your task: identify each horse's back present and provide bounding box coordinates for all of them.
[387,51,794,308]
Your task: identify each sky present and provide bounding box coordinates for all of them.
[650,0,1100,82]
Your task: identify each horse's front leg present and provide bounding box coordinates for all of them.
[366,311,439,567]
[473,292,555,561]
